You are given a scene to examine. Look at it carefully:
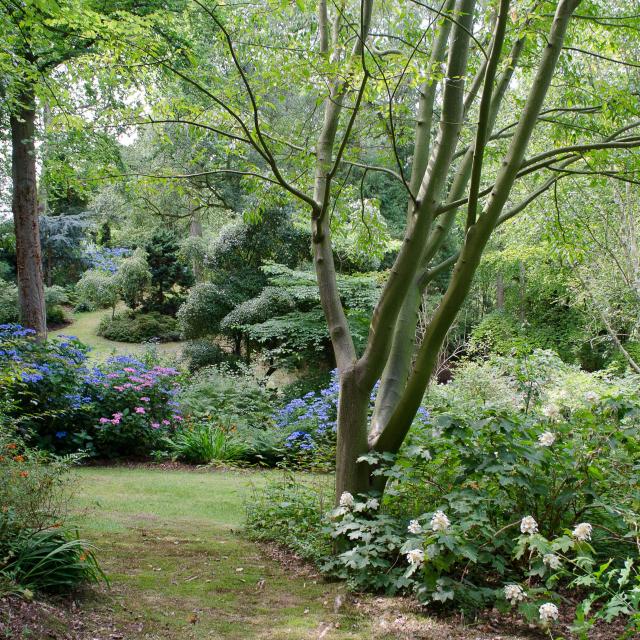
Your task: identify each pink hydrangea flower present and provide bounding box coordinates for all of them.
[135,407,146,414]
[140,397,150,402]
[162,419,170,425]
[99,417,110,424]
[123,367,136,373]
[151,422,160,429]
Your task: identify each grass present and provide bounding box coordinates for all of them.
[50,309,184,361]
[69,467,392,640]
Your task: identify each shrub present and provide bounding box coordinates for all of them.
[0,430,103,595]
[177,282,237,339]
[0,326,183,457]
[0,281,18,324]
[116,248,151,309]
[98,311,180,343]
[179,366,274,427]
[75,268,119,314]
[181,339,241,372]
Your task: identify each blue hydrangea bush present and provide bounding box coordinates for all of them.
[0,325,182,457]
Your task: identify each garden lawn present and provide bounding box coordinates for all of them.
[51,309,183,360]
[69,467,382,639]
[67,467,534,640]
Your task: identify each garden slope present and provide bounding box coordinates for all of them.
[28,467,533,640]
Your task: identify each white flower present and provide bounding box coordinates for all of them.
[584,391,599,404]
[542,404,560,420]
[539,602,559,624]
[339,492,355,509]
[503,584,525,605]
[520,516,538,535]
[365,498,380,511]
[572,522,593,541]
[538,431,556,447]
[406,548,424,566]
[543,554,562,570]
[407,519,422,535]
[430,510,450,532]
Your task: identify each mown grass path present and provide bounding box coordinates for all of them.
[50,310,183,360]
[71,468,386,640]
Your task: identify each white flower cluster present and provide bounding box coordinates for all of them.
[543,553,562,570]
[572,522,592,541]
[503,584,525,605]
[584,391,599,404]
[339,492,355,508]
[430,510,450,532]
[542,404,560,421]
[539,602,559,624]
[405,548,424,567]
[520,516,538,535]
[537,431,556,447]
[407,519,422,535]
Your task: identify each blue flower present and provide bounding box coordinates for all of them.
[55,431,67,439]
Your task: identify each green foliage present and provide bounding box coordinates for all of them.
[179,366,274,428]
[181,339,241,372]
[2,528,104,595]
[245,474,332,565]
[144,229,193,313]
[75,269,119,313]
[0,431,103,595]
[162,420,248,465]
[177,282,237,339]
[0,280,19,324]
[97,311,180,343]
[116,248,151,310]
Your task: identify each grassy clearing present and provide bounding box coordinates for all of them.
[69,467,390,640]
[50,309,183,361]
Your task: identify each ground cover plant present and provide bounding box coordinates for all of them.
[0,430,103,596]
[248,352,640,637]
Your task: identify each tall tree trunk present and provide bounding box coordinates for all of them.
[11,86,47,339]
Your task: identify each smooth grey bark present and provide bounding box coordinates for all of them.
[11,86,47,339]
[372,0,581,456]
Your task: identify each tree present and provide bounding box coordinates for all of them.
[144,229,193,310]
[0,0,174,337]
[99,0,640,498]
[117,249,152,310]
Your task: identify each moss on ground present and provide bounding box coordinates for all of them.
[70,468,384,639]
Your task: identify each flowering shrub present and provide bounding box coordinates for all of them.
[0,429,103,594]
[274,370,339,468]
[0,325,182,458]
[90,356,182,457]
[321,388,640,632]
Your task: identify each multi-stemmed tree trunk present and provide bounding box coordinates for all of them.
[149,0,639,501]
[311,0,582,498]
[10,86,47,339]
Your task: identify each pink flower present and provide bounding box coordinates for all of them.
[151,422,160,429]
[107,373,119,379]
[173,415,183,421]
[99,417,110,424]
[111,418,121,425]
[140,397,150,402]
[112,412,123,419]
[123,367,136,373]
[162,419,170,425]
[114,386,125,391]
[135,407,146,414]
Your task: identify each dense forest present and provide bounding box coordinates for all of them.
[1,1,639,638]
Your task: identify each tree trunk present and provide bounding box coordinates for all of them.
[11,86,47,339]
[335,366,371,500]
